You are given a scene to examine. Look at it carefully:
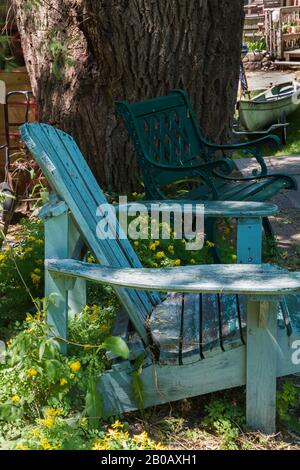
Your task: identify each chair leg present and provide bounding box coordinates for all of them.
[45,272,68,355]
[246,300,277,434]
[44,209,69,355]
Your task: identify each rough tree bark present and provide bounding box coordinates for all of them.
[13,0,244,192]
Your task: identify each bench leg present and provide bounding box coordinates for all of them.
[246,300,277,434]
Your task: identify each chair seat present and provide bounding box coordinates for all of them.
[150,292,294,365]
[184,175,293,203]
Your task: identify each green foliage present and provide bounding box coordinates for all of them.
[0,36,19,71]
[0,301,127,436]
[42,26,76,80]
[13,419,166,450]
[23,0,43,11]
[204,396,245,449]
[85,379,103,430]
[245,38,266,52]
[277,379,300,432]
[22,1,75,79]
[267,106,300,158]
[132,353,146,412]
[0,305,72,423]
[0,219,44,334]
[102,336,129,360]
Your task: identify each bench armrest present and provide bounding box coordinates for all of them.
[202,134,281,152]
[145,156,234,174]
[46,260,300,296]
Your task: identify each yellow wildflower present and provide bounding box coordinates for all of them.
[133,431,149,445]
[38,417,55,428]
[149,242,157,251]
[16,443,30,450]
[100,324,110,334]
[168,245,174,254]
[111,420,124,430]
[0,254,6,262]
[11,395,21,404]
[45,408,63,418]
[206,241,215,248]
[134,241,139,247]
[155,240,160,247]
[156,251,165,259]
[31,273,41,285]
[69,361,81,373]
[174,259,181,266]
[59,378,68,386]
[92,440,109,450]
[154,442,168,450]
[190,259,196,264]
[83,305,89,312]
[25,313,33,323]
[34,268,41,274]
[231,254,237,262]
[40,438,52,450]
[31,429,41,438]
[80,417,88,428]
[27,368,38,378]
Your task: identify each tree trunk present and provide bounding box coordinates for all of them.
[13,0,244,193]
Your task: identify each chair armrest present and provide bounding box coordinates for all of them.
[115,201,278,219]
[46,260,300,296]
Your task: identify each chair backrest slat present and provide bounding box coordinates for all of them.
[21,123,160,344]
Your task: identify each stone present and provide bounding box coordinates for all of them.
[246,52,256,62]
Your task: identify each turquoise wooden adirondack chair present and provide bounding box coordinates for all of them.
[21,123,300,435]
[116,90,297,239]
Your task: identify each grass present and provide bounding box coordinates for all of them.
[272,107,300,157]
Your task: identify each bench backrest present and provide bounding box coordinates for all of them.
[116,90,206,191]
[21,123,160,344]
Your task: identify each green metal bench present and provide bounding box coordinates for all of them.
[20,123,300,435]
[116,90,297,240]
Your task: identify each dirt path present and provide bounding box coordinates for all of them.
[247,70,297,91]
